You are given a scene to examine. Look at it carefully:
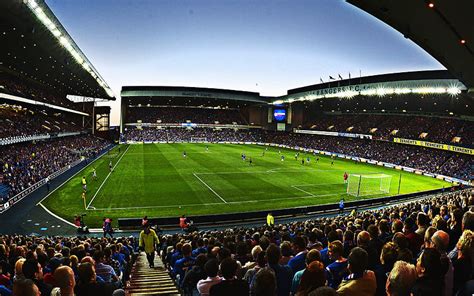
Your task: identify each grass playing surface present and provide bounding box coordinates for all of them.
[41,143,451,227]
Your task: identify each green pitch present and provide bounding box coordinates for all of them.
[41,143,451,227]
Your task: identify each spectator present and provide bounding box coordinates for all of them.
[291,249,321,294]
[325,240,348,289]
[75,262,124,296]
[182,253,207,294]
[266,244,292,296]
[375,242,398,296]
[253,267,276,296]
[356,231,379,270]
[93,251,119,284]
[288,236,308,273]
[412,248,443,296]
[336,247,376,296]
[430,230,453,296]
[296,260,326,296]
[51,266,75,296]
[12,279,40,296]
[309,286,337,296]
[209,258,248,296]
[386,261,417,296]
[22,258,52,296]
[197,259,222,296]
[453,230,473,293]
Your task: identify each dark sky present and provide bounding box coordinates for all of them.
[46,0,444,123]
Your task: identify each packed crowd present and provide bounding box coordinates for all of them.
[0,104,84,140]
[138,188,474,296]
[126,107,247,125]
[123,128,473,181]
[264,131,472,181]
[0,79,82,113]
[0,235,136,296]
[124,128,262,143]
[304,114,474,147]
[0,189,471,296]
[0,135,110,200]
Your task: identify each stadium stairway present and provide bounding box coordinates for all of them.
[125,253,180,296]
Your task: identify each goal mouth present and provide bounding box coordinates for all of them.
[347,173,392,197]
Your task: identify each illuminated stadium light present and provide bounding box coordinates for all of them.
[447,86,461,96]
[394,88,411,94]
[28,0,38,9]
[24,0,114,98]
[413,87,445,94]
[428,3,435,8]
[274,81,465,104]
[460,39,466,44]
[105,88,114,98]
[361,89,377,96]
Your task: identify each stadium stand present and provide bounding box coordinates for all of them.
[303,114,474,147]
[0,104,84,141]
[0,134,109,201]
[0,188,471,295]
[0,77,85,112]
[126,107,247,125]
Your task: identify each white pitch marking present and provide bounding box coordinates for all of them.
[90,192,342,211]
[37,146,114,205]
[193,173,227,204]
[38,203,77,227]
[291,185,316,197]
[86,145,131,209]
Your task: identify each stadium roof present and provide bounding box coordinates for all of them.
[347,0,474,93]
[0,0,115,100]
[121,86,268,103]
[287,70,461,95]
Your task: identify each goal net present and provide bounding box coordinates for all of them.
[190,137,208,143]
[347,174,392,197]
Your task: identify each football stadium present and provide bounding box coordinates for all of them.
[0,0,473,295]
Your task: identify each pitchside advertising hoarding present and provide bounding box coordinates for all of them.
[393,138,474,155]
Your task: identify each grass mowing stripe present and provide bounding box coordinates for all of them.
[86,145,130,209]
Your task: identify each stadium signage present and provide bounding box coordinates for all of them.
[276,79,465,103]
[294,129,372,139]
[393,138,474,155]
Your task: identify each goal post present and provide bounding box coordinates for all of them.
[190,137,208,143]
[346,174,392,197]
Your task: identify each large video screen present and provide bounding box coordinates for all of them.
[273,109,286,122]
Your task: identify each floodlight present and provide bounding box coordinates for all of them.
[447,86,461,96]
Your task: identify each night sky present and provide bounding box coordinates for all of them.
[46,0,444,124]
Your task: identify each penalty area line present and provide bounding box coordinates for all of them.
[291,185,316,197]
[86,145,131,210]
[193,173,227,204]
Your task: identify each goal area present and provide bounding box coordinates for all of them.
[346,174,392,197]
